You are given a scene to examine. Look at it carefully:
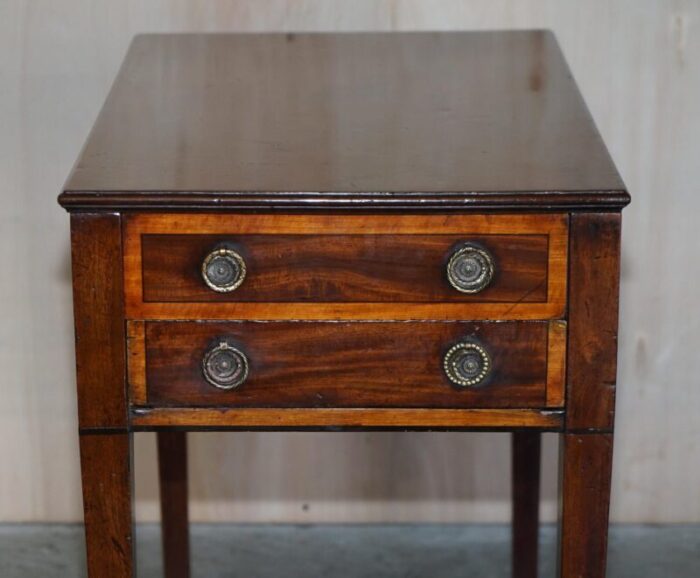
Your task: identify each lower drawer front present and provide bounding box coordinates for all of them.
[134,321,561,409]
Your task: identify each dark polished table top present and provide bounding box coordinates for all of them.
[60,31,628,211]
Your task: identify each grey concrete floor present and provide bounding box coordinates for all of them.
[0,524,698,577]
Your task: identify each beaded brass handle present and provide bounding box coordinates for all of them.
[202,341,249,390]
[443,339,492,388]
[201,246,247,293]
[446,243,495,294]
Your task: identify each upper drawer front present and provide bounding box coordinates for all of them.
[124,214,567,320]
[142,234,548,302]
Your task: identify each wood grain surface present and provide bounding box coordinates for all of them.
[512,431,541,578]
[127,321,147,406]
[140,321,551,409]
[58,31,627,212]
[141,233,549,304]
[545,321,567,408]
[125,213,568,320]
[79,433,135,576]
[566,213,622,431]
[559,433,614,577]
[70,213,128,429]
[157,432,190,578]
[130,407,563,430]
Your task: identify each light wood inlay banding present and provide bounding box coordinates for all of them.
[126,321,147,405]
[130,407,563,430]
[546,320,567,407]
[123,214,568,321]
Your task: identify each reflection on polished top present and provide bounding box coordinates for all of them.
[59,31,629,211]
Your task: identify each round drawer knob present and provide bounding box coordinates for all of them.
[443,339,492,388]
[202,341,249,390]
[446,243,495,294]
[201,246,246,292]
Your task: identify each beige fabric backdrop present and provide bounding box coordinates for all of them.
[1,0,698,524]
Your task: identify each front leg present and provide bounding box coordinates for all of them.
[71,213,134,576]
[80,433,135,576]
[558,433,614,577]
[558,213,621,577]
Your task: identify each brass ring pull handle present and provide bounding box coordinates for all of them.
[443,339,492,388]
[202,341,249,390]
[201,246,247,292]
[446,243,495,294]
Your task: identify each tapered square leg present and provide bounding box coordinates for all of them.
[512,431,541,578]
[80,433,135,577]
[558,433,614,578]
[158,431,190,578]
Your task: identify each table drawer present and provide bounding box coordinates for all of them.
[124,214,568,320]
[128,320,566,409]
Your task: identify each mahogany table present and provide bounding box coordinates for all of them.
[59,31,629,577]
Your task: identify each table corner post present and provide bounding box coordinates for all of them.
[558,212,622,577]
[70,211,136,576]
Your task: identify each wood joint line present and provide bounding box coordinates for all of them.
[79,427,130,436]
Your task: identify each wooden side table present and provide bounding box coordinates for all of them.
[59,31,629,577]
